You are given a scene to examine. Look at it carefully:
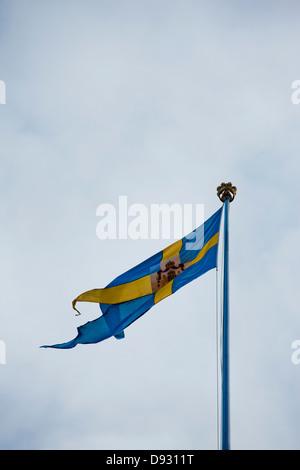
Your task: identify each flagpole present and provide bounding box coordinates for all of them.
[222,195,230,450]
[217,182,237,451]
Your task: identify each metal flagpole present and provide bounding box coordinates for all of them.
[217,182,237,451]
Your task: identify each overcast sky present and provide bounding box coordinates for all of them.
[1,0,300,450]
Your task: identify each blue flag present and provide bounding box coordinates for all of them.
[41,207,223,349]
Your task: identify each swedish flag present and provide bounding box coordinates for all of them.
[42,207,222,349]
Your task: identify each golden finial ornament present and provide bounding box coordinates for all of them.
[217,182,237,203]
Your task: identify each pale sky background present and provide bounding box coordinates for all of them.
[1,0,300,450]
